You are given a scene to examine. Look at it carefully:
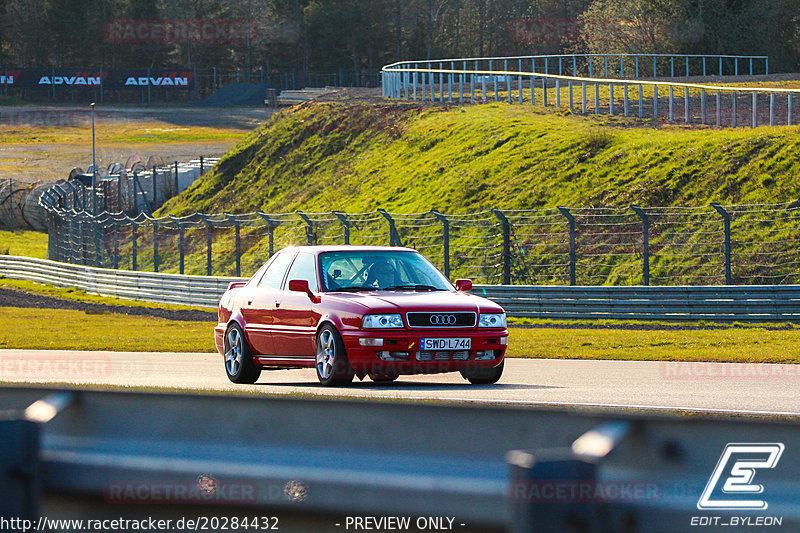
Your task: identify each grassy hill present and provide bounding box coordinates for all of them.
[160,101,800,216]
[147,102,800,284]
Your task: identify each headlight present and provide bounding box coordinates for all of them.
[478,313,506,328]
[362,314,404,329]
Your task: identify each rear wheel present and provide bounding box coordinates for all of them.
[224,323,262,384]
[460,360,504,385]
[315,325,355,386]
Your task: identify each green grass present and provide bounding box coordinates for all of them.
[161,102,800,216]
[0,307,214,351]
[0,304,797,364]
[0,277,213,313]
[147,102,800,279]
[505,326,800,363]
[0,230,48,258]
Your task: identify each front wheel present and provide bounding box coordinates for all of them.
[460,360,504,385]
[224,323,262,384]
[315,325,355,386]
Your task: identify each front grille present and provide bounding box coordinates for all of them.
[416,350,470,361]
[406,312,476,328]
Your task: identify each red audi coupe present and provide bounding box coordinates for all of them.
[214,246,508,386]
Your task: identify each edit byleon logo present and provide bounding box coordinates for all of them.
[697,443,784,511]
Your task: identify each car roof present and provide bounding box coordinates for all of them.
[281,245,420,255]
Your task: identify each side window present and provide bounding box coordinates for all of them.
[257,252,295,289]
[285,252,319,292]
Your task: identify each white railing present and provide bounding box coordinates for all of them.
[382,53,799,127]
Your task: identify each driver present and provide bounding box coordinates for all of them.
[368,260,396,289]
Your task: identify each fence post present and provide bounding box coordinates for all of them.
[8,178,13,233]
[669,86,674,121]
[491,208,511,285]
[224,212,241,277]
[630,206,649,286]
[152,167,157,208]
[152,218,159,273]
[256,211,276,256]
[430,209,450,279]
[710,203,732,285]
[200,156,204,176]
[377,209,401,246]
[131,222,138,271]
[333,211,350,244]
[701,89,706,124]
[93,215,101,268]
[169,215,185,275]
[557,207,576,286]
[198,213,213,276]
[296,210,315,245]
[684,87,690,124]
[174,161,179,196]
[112,221,119,269]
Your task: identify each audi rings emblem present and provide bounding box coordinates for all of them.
[430,314,457,325]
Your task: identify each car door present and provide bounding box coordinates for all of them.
[240,251,295,355]
[272,252,320,357]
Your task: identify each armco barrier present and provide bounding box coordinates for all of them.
[0,255,238,308]
[2,255,800,321]
[1,387,800,532]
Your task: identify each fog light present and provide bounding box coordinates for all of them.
[475,350,497,361]
[500,337,508,345]
[359,338,384,347]
[377,351,409,361]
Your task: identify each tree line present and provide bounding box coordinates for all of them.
[1,0,798,79]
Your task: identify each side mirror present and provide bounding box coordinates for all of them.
[227,281,246,291]
[288,279,312,295]
[455,279,473,292]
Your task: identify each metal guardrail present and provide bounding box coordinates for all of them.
[382,53,799,128]
[2,386,800,532]
[2,255,800,321]
[0,255,237,308]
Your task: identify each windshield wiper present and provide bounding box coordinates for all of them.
[382,285,444,292]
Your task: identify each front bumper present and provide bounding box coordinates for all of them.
[342,328,508,375]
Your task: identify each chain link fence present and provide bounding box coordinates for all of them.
[37,180,800,285]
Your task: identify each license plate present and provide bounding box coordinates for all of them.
[420,338,471,350]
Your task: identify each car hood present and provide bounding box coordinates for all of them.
[325,290,503,314]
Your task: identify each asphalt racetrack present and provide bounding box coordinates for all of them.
[1,350,799,415]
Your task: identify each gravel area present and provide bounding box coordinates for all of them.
[0,286,216,322]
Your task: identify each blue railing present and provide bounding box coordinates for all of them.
[381,54,799,127]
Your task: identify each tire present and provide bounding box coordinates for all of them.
[224,323,262,384]
[315,324,355,386]
[369,371,399,383]
[460,360,504,385]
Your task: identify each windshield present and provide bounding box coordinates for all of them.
[319,251,452,292]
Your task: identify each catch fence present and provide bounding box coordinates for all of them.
[382,54,800,128]
[38,183,800,285]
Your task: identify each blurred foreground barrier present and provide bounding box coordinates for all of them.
[1,386,800,532]
[2,255,800,321]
